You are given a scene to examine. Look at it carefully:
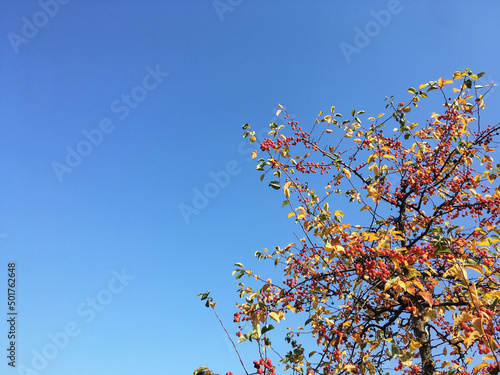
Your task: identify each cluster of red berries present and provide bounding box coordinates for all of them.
[253,358,275,374]
[233,312,241,323]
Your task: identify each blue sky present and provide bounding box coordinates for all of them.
[1,1,500,374]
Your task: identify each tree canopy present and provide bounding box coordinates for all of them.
[197,69,500,375]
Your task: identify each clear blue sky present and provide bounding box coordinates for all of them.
[1,1,500,374]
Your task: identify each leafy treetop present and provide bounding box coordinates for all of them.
[197,69,500,375]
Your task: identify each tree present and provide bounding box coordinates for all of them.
[196,69,500,375]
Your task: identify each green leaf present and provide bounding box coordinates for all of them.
[262,324,275,334]
[464,258,478,266]
[351,109,356,117]
[196,291,210,300]
[429,227,444,234]
[193,366,210,375]
[477,72,485,79]
[242,123,250,130]
[434,248,452,255]
[269,181,281,190]
[408,87,416,94]
[243,131,251,138]
[256,162,266,171]
[237,332,252,343]
[490,297,499,310]
[282,200,290,207]
[234,262,244,268]
[252,323,262,339]
[391,345,401,357]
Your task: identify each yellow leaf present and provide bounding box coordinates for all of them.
[284,181,292,198]
[483,355,496,361]
[360,205,372,212]
[366,185,381,203]
[269,311,281,323]
[325,237,344,254]
[288,212,296,219]
[453,312,474,328]
[373,164,380,176]
[249,136,257,143]
[251,150,258,159]
[368,117,376,121]
[383,154,395,159]
[469,283,480,307]
[464,331,481,348]
[276,109,282,116]
[377,113,385,118]
[465,157,473,166]
[342,365,357,372]
[473,363,489,375]
[443,264,468,283]
[409,340,422,352]
[438,78,445,88]
[419,83,427,90]
[277,103,283,109]
[353,333,363,345]
[343,168,351,178]
[472,317,485,335]
[413,280,425,291]
[397,280,407,291]
[362,232,379,242]
[296,211,307,220]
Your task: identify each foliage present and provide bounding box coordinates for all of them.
[197,70,500,375]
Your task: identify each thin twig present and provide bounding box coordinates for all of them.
[211,306,249,375]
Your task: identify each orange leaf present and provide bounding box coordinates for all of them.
[418,291,433,307]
